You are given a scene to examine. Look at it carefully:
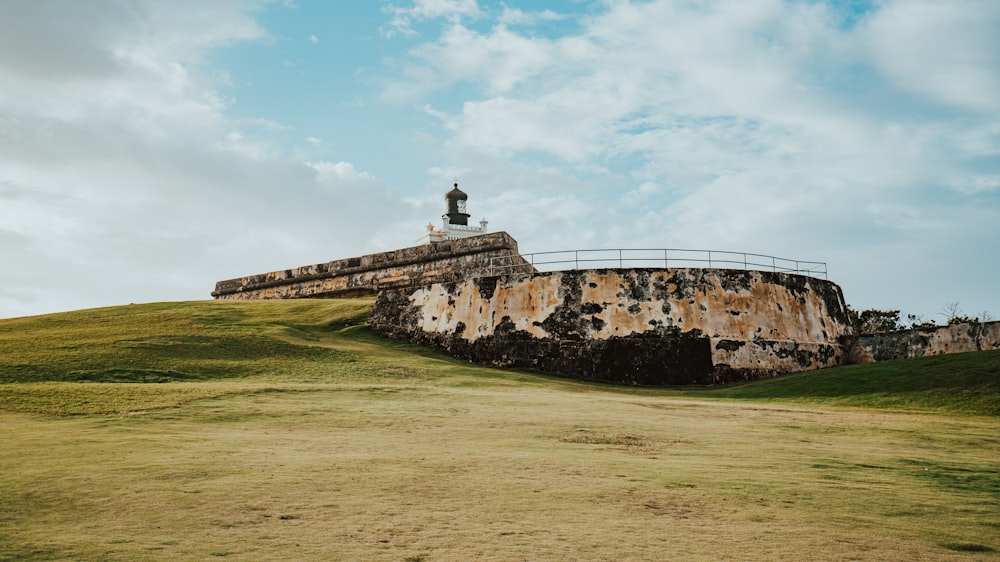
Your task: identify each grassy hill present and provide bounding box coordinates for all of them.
[1,300,998,560]
[689,351,1000,416]
[1,299,997,416]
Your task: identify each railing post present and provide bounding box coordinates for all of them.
[664,249,668,268]
[619,249,623,268]
[575,250,579,270]
[743,253,748,270]
[708,250,712,268]
[772,256,776,273]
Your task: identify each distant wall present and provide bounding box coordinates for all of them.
[212,232,534,300]
[369,268,852,385]
[850,321,1000,363]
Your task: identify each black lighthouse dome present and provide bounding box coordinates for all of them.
[445,182,470,226]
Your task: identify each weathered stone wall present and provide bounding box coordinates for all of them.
[368,268,852,385]
[212,232,534,300]
[850,321,1000,363]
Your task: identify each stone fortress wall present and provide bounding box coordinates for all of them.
[368,268,852,385]
[851,321,1000,363]
[213,232,533,300]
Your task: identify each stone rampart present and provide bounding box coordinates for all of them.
[212,231,533,300]
[850,321,1000,363]
[368,268,852,385]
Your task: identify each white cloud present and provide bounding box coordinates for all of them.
[306,161,374,183]
[243,117,292,131]
[393,1,861,162]
[498,6,563,26]
[412,23,553,95]
[390,0,998,191]
[948,175,1000,195]
[382,0,482,36]
[862,0,1000,112]
[309,34,319,43]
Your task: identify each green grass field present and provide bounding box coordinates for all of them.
[1,299,998,561]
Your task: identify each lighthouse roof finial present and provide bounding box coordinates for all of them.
[446,181,467,199]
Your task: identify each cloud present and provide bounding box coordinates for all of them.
[387,0,1000,196]
[381,0,482,36]
[306,161,373,182]
[409,23,554,95]
[862,0,1000,112]
[948,174,1000,195]
[309,34,319,43]
[392,1,862,160]
[498,6,564,27]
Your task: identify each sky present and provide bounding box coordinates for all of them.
[1,0,998,323]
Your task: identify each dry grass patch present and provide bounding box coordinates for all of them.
[2,387,997,561]
[558,431,676,455]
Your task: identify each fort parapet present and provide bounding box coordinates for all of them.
[369,268,852,385]
[212,231,534,300]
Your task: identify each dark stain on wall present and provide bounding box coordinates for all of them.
[621,270,652,302]
[370,307,718,385]
[755,339,836,368]
[715,339,746,352]
[474,276,499,300]
[592,331,714,385]
[537,271,586,340]
[716,270,755,293]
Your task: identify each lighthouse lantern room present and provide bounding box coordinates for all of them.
[417,182,488,244]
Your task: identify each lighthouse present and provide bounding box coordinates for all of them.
[445,183,470,225]
[417,182,489,244]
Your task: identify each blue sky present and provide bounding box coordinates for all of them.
[1,0,998,324]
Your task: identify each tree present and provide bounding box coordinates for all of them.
[847,306,904,334]
[906,314,938,329]
[847,303,992,334]
[942,302,979,325]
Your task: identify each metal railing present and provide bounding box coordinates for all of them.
[488,248,827,279]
